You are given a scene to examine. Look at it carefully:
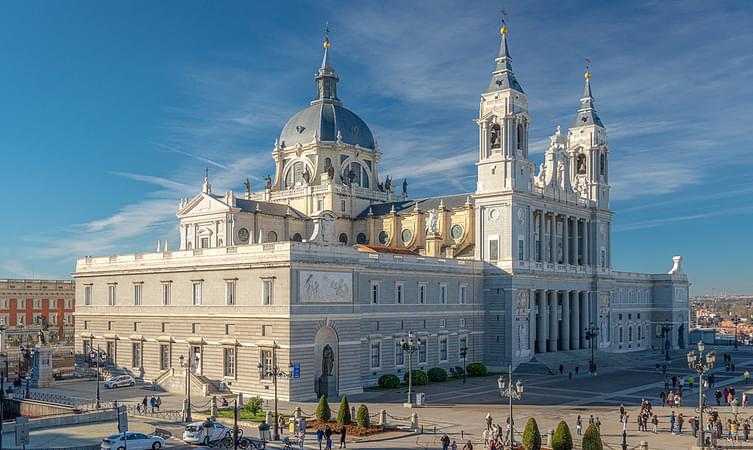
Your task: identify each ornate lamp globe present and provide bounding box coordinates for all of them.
[697,340,705,353]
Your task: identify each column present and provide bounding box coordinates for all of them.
[573,219,580,266]
[571,291,581,350]
[583,220,590,266]
[579,291,588,348]
[549,213,556,264]
[529,208,535,262]
[548,290,558,352]
[563,217,569,265]
[561,291,570,351]
[536,290,547,353]
[538,211,545,263]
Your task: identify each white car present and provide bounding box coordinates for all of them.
[100,432,165,450]
[103,375,136,389]
[182,421,230,445]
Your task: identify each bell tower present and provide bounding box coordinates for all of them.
[476,17,533,195]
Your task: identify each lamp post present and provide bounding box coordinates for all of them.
[497,365,523,450]
[399,331,417,406]
[584,323,600,375]
[1,351,7,450]
[659,322,673,361]
[89,346,106,409]
[688,340,716,449]
[459,344,468,384]
[179,353,198,423]
[258,358,292,441]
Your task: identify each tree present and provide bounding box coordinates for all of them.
[522,417,542,450]
[315,395,331,422]
[356,404,370,428]
[336,395,352,425]
[552,420,574,450]
[581,424,603,450]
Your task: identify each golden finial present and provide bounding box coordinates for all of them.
[323,22,331,49]
[500,8,508,36]
[584,58,592,79]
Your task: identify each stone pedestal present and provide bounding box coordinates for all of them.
[425,232,442,257]
[317,375,335,398]
[31,345,55,388]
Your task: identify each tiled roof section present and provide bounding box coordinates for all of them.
[232,198,308,219]
[355,194,472,219]
[354,244,419,255]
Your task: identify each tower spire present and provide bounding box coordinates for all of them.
[485,9,523,93]
[313,22,340,105]
[572,60,603,128]
[202,167,212,193]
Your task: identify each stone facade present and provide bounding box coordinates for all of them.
[0,279,75,347]
[73,21,689,401]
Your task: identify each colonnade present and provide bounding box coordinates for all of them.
[531,210,590,266]
[532,289,592,353]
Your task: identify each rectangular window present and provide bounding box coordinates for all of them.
[601,249,606,267]
[418,337,427,364]
[84,320,88,330]
[161,283,171,305]
[439,335,448,362]
[459,285,467,305]
[340,199,346,212]
[489,238,499,261]
[65,298,73,309]
[192,282,202,305]
[33,299,41,309]
[132,342,142,368]
[108,285,116,306]
[260,349,273,380]
[458,335,468,360]
[48,298,54,309]
[225,281,236,305]
[261,325,270,336]
[192,323,199,334]
[518,239,525,260]
[395,283,403,304]
[440,284,447,304]
[84,285,92,306]
[370,341,381,369]
[370,282,380,304]
[317,199,324,211]
[51,314,58,325]
[133,284,142,306]
[160,344,170,370]
[262,280,273,305]
[133,322,139,332]
[394,340,404,367]
[225,324,234,335]
[459,318,466,328]
[200,237,210,249]
[440,318,446,328]
[418,283,426,304]
[223,347,236,377]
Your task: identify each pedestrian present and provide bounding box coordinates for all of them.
[715,390,722,406]
[463,440,473,450]
[316,427,324,450]
[622,413,629,432]
[659,390,666,407]
[451,440,458,450]
[156,396,162,411]
[670,412,676,434]
[440,433,450,450]
[559,364,564,375]
[619,404,625,419]
[141,396,148,412]
[652,414,659,433]
[576,415,582,435]
[723,388,730,403]
[136,402,142,414]
[486,413,493,430]
[595,417,601,432]
[677,413,684,435]
[325,426,333,450]
[688,375,694,391]
[575,366,579,375]
[589,415,595,426]
[690,415,697,438]
[339,423,347,448]
[743,392,749,408]
[568,371,572,380]
[745,370,750,384]
[743,420,750,441]
[279,414,286,436]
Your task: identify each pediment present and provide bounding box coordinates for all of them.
[177,193,232,218]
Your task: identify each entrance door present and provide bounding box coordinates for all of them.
[106,341,116,365]
[191,346,202,375]
[83,339,91,362]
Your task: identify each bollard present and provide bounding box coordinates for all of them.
[433,425,437,434]
[295,407,302,419]
[461,430,464,439]
[211,396,218,417]
[379,409,387,426]
[640,441,648,450]
[421,425,424,434]
[351,406,356,421]
[411,412,419,432]
[238,392,244,407]
[266,410,274,427]
[547,429,553,446]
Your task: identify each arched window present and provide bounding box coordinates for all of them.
[628,326,633,342]
[599,153,606,176]
[490,124,501,149]
[619,327,623,343]
[577,154,587,174]
[291,233,302,242]
[342,162,369,188]
[284,161,306,189]
[356,233,368,244]
[339,233,348,245]
[267,231,278,242]
[517,122,524,150]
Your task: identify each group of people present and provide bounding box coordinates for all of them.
[439,433,473,450]
[136,395,162,414]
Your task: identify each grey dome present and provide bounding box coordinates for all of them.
[279,102,376,150]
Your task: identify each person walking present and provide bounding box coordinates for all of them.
[485,413,493,431]
[659,390,666,407]
[595,417,601,432]
[279,414,286,437]
[462,440,473,450]
[141,396,148,413]
[297,429,306,450]
[450,440,458,450]
[677,413,684,435]
[688,375,695,391]
[440,433,450,450]
[689,415,697,438]
[743,420,750,442]
[156,395,162,412]
[622,413,629,432]
[652,414,659,433]
[150,396,156,413]
[316,427,324,450]
[744,370,750,384]
[338,423,347,448]
[715,389,722,406]
[324,426,333,450]
[559,364,564,376]
[576,415,582,435]
[670,411,676,434]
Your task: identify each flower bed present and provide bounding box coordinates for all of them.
[304,418,394,437]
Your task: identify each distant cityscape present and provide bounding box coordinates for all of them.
[691,294,753,345]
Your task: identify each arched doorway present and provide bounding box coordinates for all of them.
[314,326,338,399]
[677,323,685,349]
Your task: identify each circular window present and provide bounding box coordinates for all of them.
[339,233,348,245]
[378,231,389,245]
[401,229,413,244]
[356,233,368,244]
[450,224,464,240]
[291,233,302,242]
[489,208,500,221]
[237,227,250,244]
[266,231,278,242]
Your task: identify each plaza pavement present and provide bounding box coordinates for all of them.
[13,346,753,449]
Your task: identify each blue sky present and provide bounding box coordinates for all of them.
[1,1,751,295]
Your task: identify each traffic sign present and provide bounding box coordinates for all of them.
[16,416,30,446]
[292,363,300,379]
[117,405,128,433]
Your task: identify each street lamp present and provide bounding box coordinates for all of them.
[89,346,106,409]
[399,331,417,406]
[459,344,468,384]
[659,322,673,361]
[688,340,716,449]
[179,353,199,423]
[1,351,7,450]
[584,323,600,375]
[257,357,292,441]
[497,365,523,450]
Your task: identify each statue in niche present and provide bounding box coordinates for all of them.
[557,160,566,190]
[264,175,272,190]
[384,176,392,192]
[347,169,356,185]
[536,163,546,186]
[427,209,439,234]
[519,324,529,350]
[490,124,501,149]
[302,167,311,184]
[322,345,334,376]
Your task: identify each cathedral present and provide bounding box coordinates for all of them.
[74,21,689,401]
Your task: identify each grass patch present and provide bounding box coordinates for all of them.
[215,408,266,422]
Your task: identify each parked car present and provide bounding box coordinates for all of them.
[182,420,230,445]
[103,375,136,389]
[100,432,164,450]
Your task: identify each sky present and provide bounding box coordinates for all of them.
[0,0,751,295]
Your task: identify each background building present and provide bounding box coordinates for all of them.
[0,278,75,346]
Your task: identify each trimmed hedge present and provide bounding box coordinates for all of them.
[315,395,331,422]
[356,404,369,428]
[403,369,429,386]
[552,420,573,450]
[466,362,488,377]
[581,424,603,450]
[336,395,351,425]
[378,374,401,389]
[522,417,542,450]
[427,367,448,382]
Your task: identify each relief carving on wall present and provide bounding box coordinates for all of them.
[519,323,529,350]
[599,292,610,310]
[300,271,353,303]
[516,290,530,316]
